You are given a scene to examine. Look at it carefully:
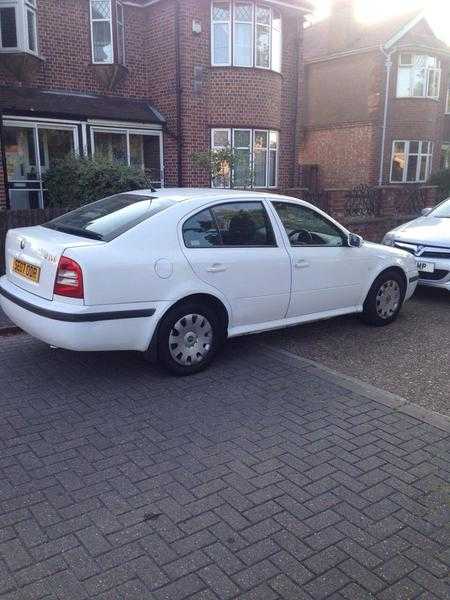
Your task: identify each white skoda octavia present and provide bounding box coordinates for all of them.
[0,189,418,375]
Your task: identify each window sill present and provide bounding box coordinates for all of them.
[89,63,128,91]
[210,64,283,77]
[0,50,44,81]
[395,95,440,102]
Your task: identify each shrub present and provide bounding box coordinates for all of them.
[43,155,152,209]
[428,168,450,200]
[192,145,254,189]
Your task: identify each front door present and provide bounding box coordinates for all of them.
[181,200,291,328]
[270,201,370,317]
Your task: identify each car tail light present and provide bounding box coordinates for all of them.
[54,256,84,299]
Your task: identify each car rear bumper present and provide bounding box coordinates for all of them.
[0,276,164,352]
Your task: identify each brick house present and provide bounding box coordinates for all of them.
[0,0,312,210]
[301,0,450,190]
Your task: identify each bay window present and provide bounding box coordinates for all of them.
[396,54,441,99]
[0,0,37,53]
[390,140,433,183]
[211,127,278,188]
[211,1,281,71]
[90,0,125,65]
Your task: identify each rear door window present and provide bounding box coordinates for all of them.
[183,201,276,248]
[43,193,172,241]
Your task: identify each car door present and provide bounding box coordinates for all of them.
[181,199,291,328]
[270,201,370,318]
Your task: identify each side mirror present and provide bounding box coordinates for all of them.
[421,207,433,216]
[348,233,363,248]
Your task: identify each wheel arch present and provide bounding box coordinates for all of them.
[144,292,230,362]
[364,265,408,305]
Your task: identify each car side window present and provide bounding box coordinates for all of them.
[273,202,345,247]
[183,201,276,248]
[183,209,221,248]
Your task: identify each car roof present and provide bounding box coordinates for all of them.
[128,187,299,210]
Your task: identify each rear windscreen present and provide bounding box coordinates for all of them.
[43,193,172,241]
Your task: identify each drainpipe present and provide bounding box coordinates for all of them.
[174,0,183,187]
[378,46,393,186]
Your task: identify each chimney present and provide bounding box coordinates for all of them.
[327,0,356,54]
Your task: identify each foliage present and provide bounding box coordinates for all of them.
[43,155,151,209]
[428,168,450,200]
[192,145,254,189]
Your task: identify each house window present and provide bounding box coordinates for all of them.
[442,144,450,170]
[211,1,281,71]
[4,120,78,209]
[91,127,163,186]
[446,86,450,114]
[211,127,278,188]
[90,0,114,63]
[0,0,38,53]
[390,140,433,183]
[396,54,441,99]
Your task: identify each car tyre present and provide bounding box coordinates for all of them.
[157,302,224,375]
[361,270,405,327]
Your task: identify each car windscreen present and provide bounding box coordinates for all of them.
[430,198,450,218]
[43,193,173,241]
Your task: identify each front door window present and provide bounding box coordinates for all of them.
[4,122,77,209]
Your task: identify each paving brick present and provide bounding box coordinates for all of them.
[0,538,33,571]
[232,559,279,590]
[304,546,348,575]
[303,567,351,599]
[198,564,240,600]
[0,338,449,600]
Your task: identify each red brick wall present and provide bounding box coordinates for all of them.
[301,124,379,188]
[301,17,449,190]
[380,49,450,184]
[0,0,306,198]
[178,0,304,189]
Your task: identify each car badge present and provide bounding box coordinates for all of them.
[415,245,423,255]
[20,239,26,250]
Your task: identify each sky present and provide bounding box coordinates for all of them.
[309,0,450,45]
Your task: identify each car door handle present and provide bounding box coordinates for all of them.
[294,259,310,269]
[206,263,227,273]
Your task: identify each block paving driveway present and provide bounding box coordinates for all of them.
[0,334,449,599]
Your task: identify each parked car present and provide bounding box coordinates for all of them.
[0,189,418,375]
[382,197,450,291]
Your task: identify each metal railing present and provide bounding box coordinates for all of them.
[345,184,381,217]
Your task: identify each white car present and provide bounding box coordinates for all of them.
[382,197,450,291]
[0,189,418,374]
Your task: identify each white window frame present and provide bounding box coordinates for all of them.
[233,2,253,68]
[211,1,232,67]
[211,127,278,189]
[211,1,281,72]
[442,143,450,170]
[90,125,164,187]
[396,53,441,100]
[116,0,125,65]
[90,0,114,64]
[446,87,450,114]
[3,117,80,209]
[0,0,38,54]
[390,140,434,184]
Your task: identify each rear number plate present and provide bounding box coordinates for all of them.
[13,258,41,283]
[416,260,435,273]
